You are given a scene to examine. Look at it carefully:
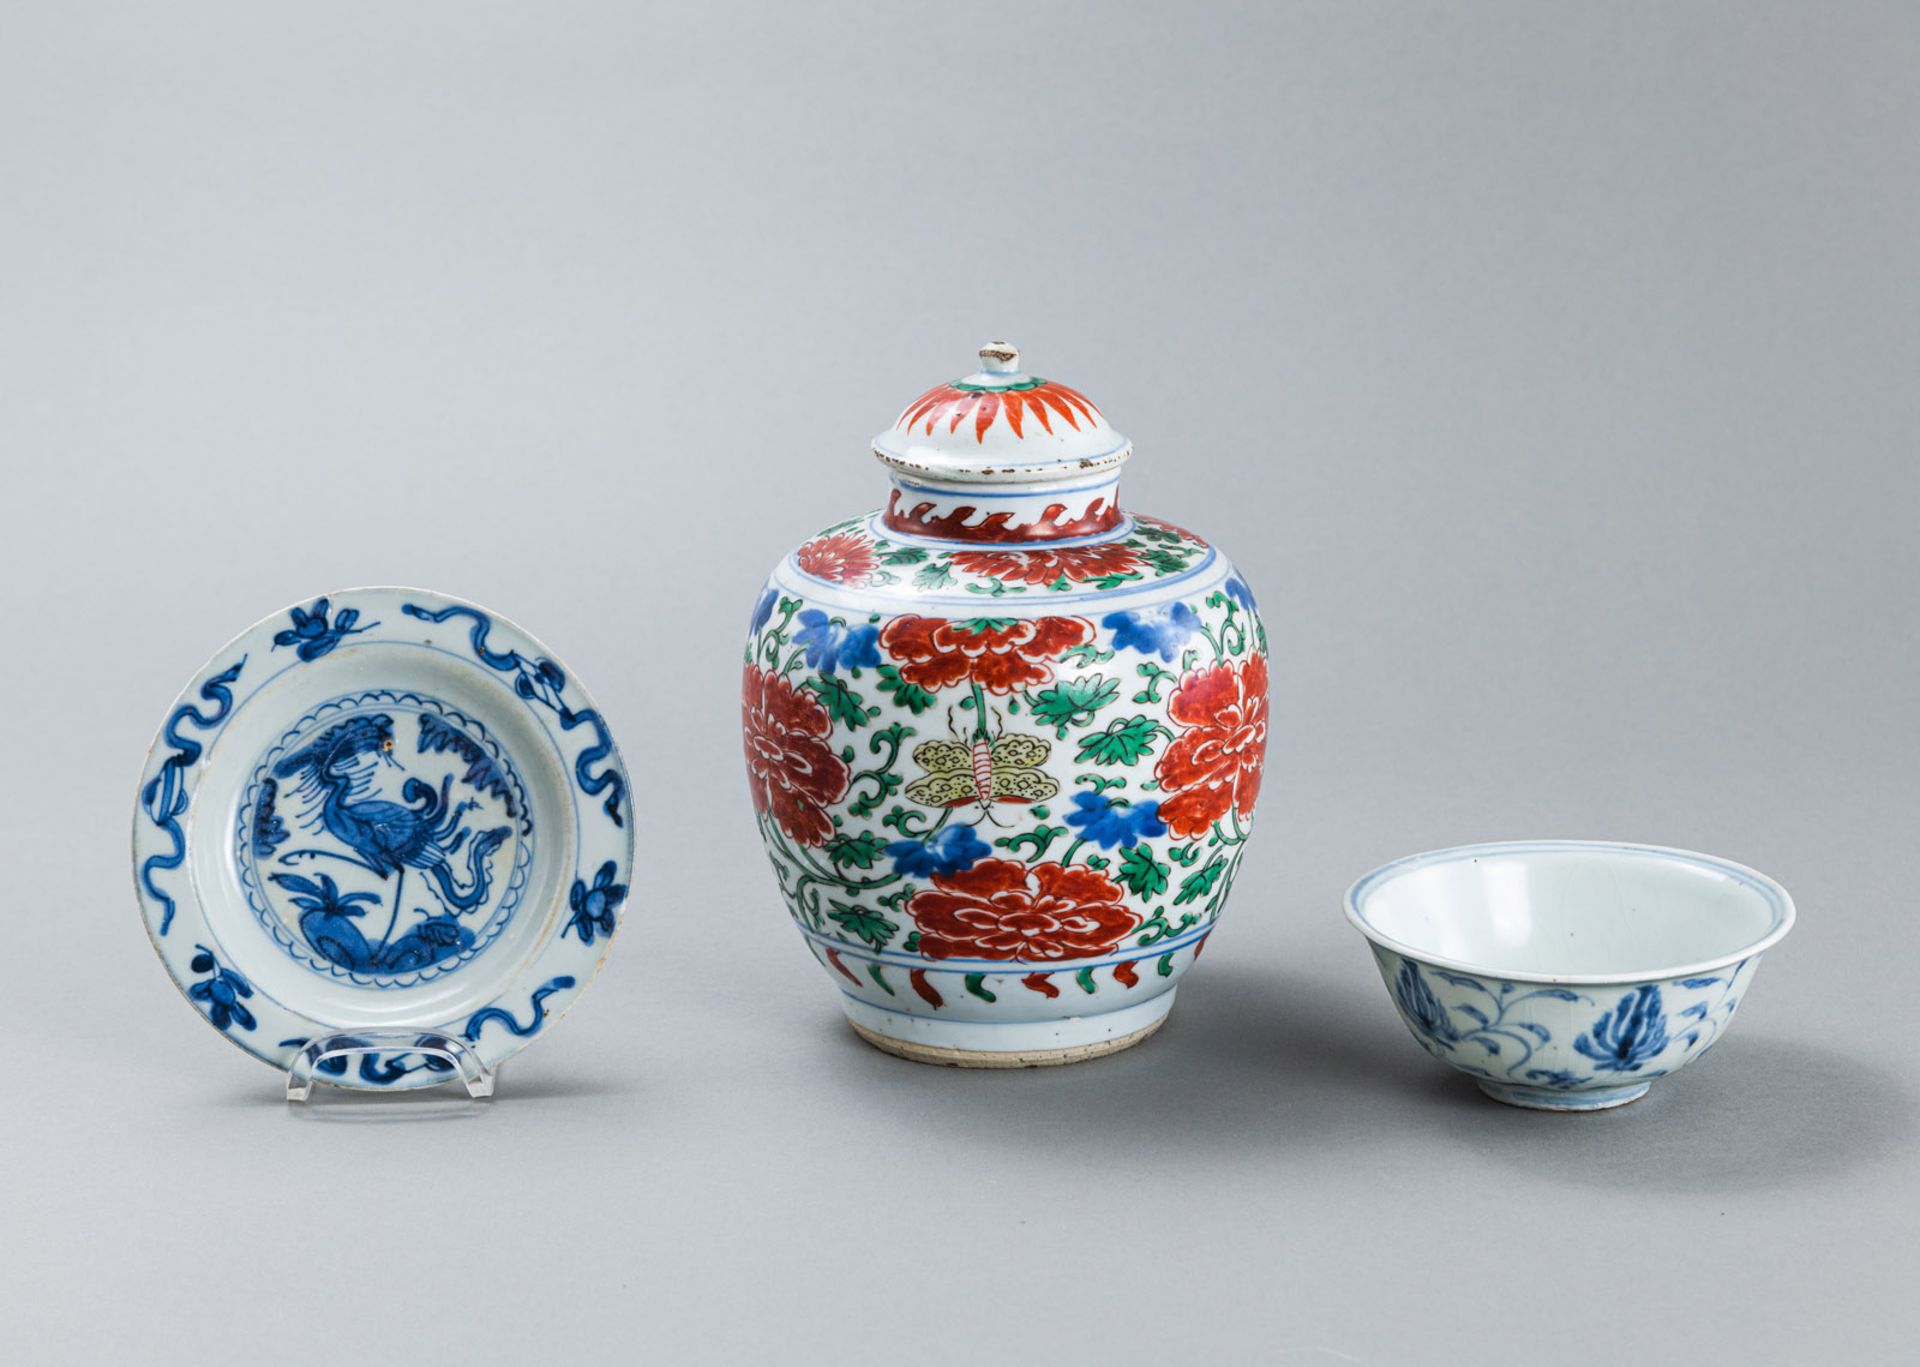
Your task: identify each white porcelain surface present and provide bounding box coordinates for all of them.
[1346,841,1794,1110]
[1353,841,1792,981]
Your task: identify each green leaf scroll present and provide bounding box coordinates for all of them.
[1174,856,1227,906]
[1027,674,1120,738]
[827,899,899,950]
[1075,715,1161,767]
[1116,845,1171,901]
[876,664,937,715]
[824,830,887,871]
[805,674,874,730]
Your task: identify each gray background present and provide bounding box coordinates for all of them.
[2,3,1915,1363]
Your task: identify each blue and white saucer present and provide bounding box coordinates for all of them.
[132,588,634,1089]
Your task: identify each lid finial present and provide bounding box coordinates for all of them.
[978,341,1020,375]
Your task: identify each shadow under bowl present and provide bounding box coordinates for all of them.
[1344,840,1795,1113]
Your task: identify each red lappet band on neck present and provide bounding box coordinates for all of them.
[881,485,1125,543]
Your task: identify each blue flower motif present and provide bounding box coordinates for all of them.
[888,824,991,877]
[1524,1068,1586,1090]
[272,597,375,663]
[1574,984,1671,1073]
[188,947,256,1033]
[1224,576,1258,613]
[749,587,779,637]
[270,870,407,973]
[1063,791,1167,849]
[1392,960,1460,1050]
[1102,602,1200,661]
[793,609,881,674]
[565,860,628,945]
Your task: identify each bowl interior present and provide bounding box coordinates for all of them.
[1351,843,1790,978]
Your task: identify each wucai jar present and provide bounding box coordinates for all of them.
[742,344,1269,1066]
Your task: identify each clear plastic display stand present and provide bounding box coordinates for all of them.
[285,1031,496,1102]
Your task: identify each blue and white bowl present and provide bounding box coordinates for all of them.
[1345,841,1795,1111]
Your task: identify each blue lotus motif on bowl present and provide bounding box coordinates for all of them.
[1346,841,1795,1112]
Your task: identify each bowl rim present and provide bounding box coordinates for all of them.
[1343,839,1796,985]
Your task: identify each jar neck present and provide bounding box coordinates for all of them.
[880,469,1125,544]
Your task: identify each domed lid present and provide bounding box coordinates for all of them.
[872,343,1131,484]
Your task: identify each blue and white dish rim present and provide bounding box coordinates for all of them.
[131,585,635,1088]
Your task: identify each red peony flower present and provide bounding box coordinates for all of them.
[742,664,850,846]
[795,531,879,586]
[950,542,1143,587]
[1154,653,1269,839]
[909,859,1140,961]
[880,615,1094,695]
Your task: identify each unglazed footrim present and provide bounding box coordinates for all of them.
[840,990,1177,1068]
[1476,1079,1654,1112]
[851,1015,1167,1068]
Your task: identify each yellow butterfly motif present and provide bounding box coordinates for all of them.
[905,730,1058,811]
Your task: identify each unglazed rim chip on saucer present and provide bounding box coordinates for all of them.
[132,588,634,1089]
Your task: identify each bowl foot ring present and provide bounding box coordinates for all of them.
[1475,1079,1653,1112]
